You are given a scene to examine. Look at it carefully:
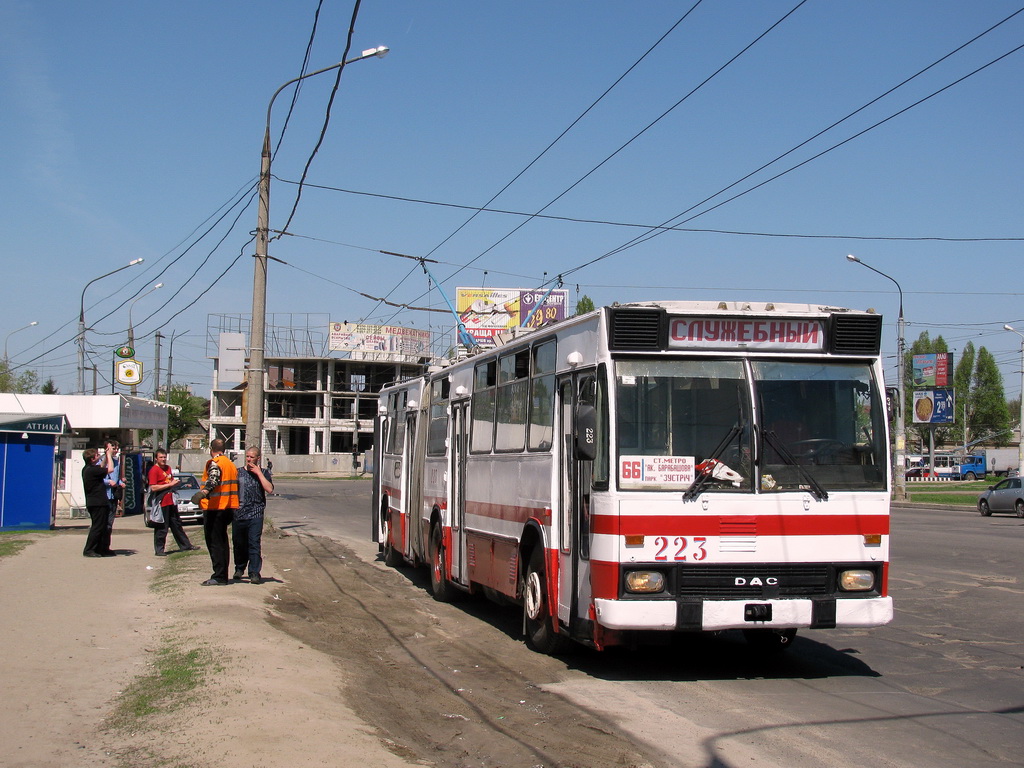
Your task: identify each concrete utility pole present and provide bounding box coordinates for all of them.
[847,255,907,501]
[246,45,389,454]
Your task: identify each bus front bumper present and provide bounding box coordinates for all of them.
[593,596,893,631]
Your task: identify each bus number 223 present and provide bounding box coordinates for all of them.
[653,536,707,561]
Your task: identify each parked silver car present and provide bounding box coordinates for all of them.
[171,473,204,524]
[977,477,1024,517]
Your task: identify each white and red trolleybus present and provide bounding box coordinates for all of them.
[372,301,893,653]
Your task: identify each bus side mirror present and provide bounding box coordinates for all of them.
[576,404,597,461]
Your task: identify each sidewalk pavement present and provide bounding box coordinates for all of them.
[0,515,162,767]
[0,512,416,768]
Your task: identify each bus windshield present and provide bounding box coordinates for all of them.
[616,360,752,491]
[614,358,887,492]
[754,360,886,492]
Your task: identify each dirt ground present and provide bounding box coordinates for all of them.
[0,509,660,768]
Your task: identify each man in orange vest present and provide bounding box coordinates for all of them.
[197,439,239,585]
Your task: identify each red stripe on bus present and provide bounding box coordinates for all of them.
[590,560,620,600]
[467,501,552,526]
[591,514,889,537]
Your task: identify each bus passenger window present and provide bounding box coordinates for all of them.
[528,341,556,451]
[472,360,497,453]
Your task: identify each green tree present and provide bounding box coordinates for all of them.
[952,342,975,447]
[40,378,59,395]
[0,359,39,394]
[970,348,1011,446]
[575,295,595,315]
[165,385,209,447]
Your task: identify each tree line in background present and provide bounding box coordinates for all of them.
[7,309,1014,453]
[0,359,57,395]
[906,332,1016,450]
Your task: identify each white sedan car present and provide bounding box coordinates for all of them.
[171,473,204,524]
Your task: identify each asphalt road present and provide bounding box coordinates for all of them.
[270,478,1024,767]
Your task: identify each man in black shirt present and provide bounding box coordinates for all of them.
[82,446,115,557]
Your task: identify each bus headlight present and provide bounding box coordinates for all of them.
[839,569,875,591]
[624,571,665,593]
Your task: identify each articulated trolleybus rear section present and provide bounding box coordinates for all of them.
[373,301,893,654]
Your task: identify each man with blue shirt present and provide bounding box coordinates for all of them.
[102,439,124,556]
[233,446,274,584]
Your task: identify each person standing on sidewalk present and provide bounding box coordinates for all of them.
[102,439,124,555]
[82,446,116,557]
[197,439,239,586]
[147,448,200,556]
[233,447,274,584]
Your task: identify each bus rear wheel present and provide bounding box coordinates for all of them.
[743,628,797,652]
[429,524,458,602]
[523,548,570,655]
[382,509,402,567]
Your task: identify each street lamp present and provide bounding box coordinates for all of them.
[247,45,389,452]
[127,283,163,396]
[78,258,144,393]
[1003,324,1024,477]
[4,321,38,360]
[165,329,189,400]
[847,254,907,501]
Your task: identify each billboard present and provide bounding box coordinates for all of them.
[456,287,569,346]
[912,353,952,387]
[913,388,954,424]
[328,323,431,357]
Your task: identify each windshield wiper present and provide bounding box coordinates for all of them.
[683,425,742,502]
[761,429,829,501]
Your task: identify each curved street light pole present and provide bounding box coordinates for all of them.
[78,258,145,393]
[247,45,389,452]
[847,254,907,501]
[4,321,38,360]
[1004,324,1024,477]
[165,329,189,402]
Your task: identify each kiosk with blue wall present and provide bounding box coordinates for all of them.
[0,413,69,531]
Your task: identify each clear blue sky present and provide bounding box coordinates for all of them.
[2,1,1022,401]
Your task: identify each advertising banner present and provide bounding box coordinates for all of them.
[912,388,954,424]
[114,359,142,386]
[912,353,952,387]
[328,322,431,357]
[456,287,569,346]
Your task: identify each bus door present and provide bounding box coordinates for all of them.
[396,409,417,556]
[448,400,469,583]
[556,372,595,629]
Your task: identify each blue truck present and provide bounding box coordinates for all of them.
[952,455,986,481]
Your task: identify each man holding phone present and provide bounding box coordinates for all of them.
[233,447,274,584]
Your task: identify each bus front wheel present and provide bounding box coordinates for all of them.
[523,548,570,655]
